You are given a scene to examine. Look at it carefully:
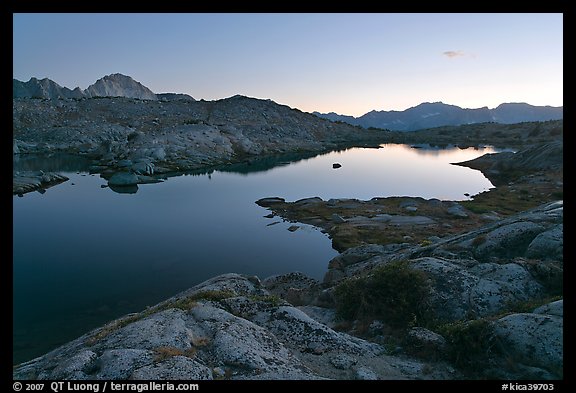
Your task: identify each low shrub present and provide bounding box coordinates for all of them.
[333,260,431,328]
[437,319,498,371]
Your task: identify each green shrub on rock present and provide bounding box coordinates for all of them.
[437,319,497,371]
[333,260,431,328]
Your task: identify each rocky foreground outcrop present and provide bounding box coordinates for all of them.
[322,200,562,311]
[14,201,562,380]
[12,274,456,380]
[257,198,563,379]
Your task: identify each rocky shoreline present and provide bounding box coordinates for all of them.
[13,96,387,195]
[13,97,562,196]
[13,171,69,196]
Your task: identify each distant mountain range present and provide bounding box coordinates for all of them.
[13,73,194,102]
[13,75,562,131]
[313,102,563,131]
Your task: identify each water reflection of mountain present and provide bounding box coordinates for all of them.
[13,153,92,172]
[216,150,347,176]
[408,143,513,157]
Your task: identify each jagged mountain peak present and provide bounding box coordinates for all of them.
[85,74,157,100]
[13,74,159,101]
[13,77,83,99]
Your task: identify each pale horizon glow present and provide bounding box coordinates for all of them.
[13,13,563,117]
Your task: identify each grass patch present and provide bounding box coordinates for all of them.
[462,168,563,217]
[154,346,197,362]
[169,297,199,311]
[471,234,487,247]
[461,185,545,216]
[191,336,211,347]
[464,204,491,214]
[248,294,283,307]
[189,290,235,302]
[333,260,431,328]
[331,225,417,252]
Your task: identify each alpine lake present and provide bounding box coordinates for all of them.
[13,143,504,364]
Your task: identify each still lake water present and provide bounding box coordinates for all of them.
[13,143,499,364]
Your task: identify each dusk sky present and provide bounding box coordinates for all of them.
[13,13,563,117]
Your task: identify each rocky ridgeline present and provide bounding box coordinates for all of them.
[13,95,386,193]
[13,200,562,380]
[13,74,158,101]
[314,102,562,131]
